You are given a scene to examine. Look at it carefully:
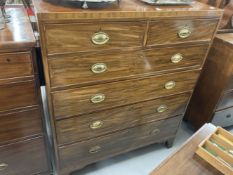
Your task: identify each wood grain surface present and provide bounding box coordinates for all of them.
[0,7,35,49]
[0,80,38,112]
[32,0,222,21]
[147,19,218,46]
[52,69,199,118]
[0,52,33,80]
[45,22,145,55]
[48,44,208,88]
[0,108,43,145]
[0,137,49,175]
[184,34,233,129]
[59,116,182,175]
[56,93,190,145]
[150,124,222,175]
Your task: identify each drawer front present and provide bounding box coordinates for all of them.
[45,22,145,55]
[0,52,33,80]
[49,45,208,88]
[0,137,49,175]
[212,108,233,127]
[147,19,218,46]
[0,108,43,144]
[52,70,199,118]
[225,77,233,91]
[0,81,38,112]
[216,90,233,110]
[59,116,182,174]
[56,93,190,145]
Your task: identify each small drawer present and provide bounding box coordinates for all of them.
[216,90,233,110]
[0,137,49,175]
[58,116,182,174]
[0,52,33,80]
[0,80,38,112]
[56,93,190,145]
[212,108,233,127]
[147,19,218,46]
[52,69,199,118]
[45,22,145,55]
[0,108,43,144]
[48,44,208,88]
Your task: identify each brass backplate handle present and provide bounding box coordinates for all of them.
[90,120,104,129]
[89,145,102,154]
[165,81,176,90]
[0,163,8,171]
[92,31,109,45]
[157,105,168,113]
[178,27,191,39]
[91,94,105,104]
[150,128,160,135]
[91,63,107,74]
[171,53,183,63]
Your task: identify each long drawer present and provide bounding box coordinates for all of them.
[147,18,218,46]
[59,116,182,174]
[52,69,199,118]
[212,107,233,127]
[0,80,38,112]
[0,108,43,145]
[56,93,190,145]
[216,90,233,110]
[45,22,145,55]
[49,44,208,88]
[0,52,33,80]
[0,136,49,175]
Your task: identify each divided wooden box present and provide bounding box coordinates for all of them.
[196,127,233,175]
[32,0,222,174]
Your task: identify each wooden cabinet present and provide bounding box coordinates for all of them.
[0,8,50,175]
[185,33,233,129]
[32,0,222,174]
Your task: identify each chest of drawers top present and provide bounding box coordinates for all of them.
[33,0,222,21]
[0,8,35,50]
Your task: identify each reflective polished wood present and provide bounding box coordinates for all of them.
[150,124,222,175]
[185,33,233,129]
[0,7,50,175]
[33,0,222,174]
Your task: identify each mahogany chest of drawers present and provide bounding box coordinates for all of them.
[0,7,50,175]
[32,0,222,174]
[185,33,233,129]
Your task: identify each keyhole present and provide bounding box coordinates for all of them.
[6,58,10,62]
[226,114,231,118]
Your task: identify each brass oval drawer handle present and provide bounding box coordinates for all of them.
[150,128,160,135]
[92,32,109,45]
[157,105,168,113]
[90,120,104,129]
[0,163,8,171]
[171,53,183,63]
[91,94,105,104]
[91,63,107,74]
[178,27,191,39]
[89,145,102,154]
[165,81,176,90]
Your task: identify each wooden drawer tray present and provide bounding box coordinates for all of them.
[196,127,233,175]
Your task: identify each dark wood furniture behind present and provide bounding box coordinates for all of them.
[32,0,222,174]
[150,123,224,175]
[184,33,233,130]
[0,7,50,175]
